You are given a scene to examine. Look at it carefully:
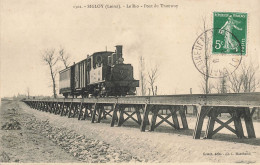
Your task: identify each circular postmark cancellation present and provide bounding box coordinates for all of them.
[192,28,242,78]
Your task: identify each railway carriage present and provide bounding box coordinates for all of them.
[59,45,139,98]
[59,67,72,97]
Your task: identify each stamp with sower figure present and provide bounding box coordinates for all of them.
[213,12,247,55]
[192,12,247,78]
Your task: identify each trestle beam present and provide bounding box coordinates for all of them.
[23,98,258,140]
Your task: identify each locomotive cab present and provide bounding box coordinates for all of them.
[88,45,139,96]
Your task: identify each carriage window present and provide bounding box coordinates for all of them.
[108,56,111,66]
[87,59,91,70]
[96,55,102,67]
[112,53,117,65]
[97,55,102,63]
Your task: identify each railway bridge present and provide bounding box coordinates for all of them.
[23,92,260,139]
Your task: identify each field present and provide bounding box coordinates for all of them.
[0,100,260,163]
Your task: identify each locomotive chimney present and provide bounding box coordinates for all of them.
[115,45,123,58]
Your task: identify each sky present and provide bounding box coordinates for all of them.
[1,0,260,97]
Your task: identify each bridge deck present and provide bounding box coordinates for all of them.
[23,92,260,140]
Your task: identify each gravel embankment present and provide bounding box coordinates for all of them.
[23,116,144,163]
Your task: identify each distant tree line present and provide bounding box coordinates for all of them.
[200,62,259,94]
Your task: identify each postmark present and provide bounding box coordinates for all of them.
[212,12,247,55]
[192,28,242,78]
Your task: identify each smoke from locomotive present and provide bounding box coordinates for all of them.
[59,45,139,98]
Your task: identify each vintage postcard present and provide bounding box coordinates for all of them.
[0,0,260,164]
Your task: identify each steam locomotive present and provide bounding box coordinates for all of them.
[59,45,139,98]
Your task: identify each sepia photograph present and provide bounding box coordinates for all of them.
[0,0,260,164]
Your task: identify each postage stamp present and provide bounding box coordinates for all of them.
[192,28,242,78]
[212,12,247,55]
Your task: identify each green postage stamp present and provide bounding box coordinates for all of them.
[212,12,247,55]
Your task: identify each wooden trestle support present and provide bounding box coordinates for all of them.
[23,93,259,140]
[27,101,188,131]
[193,106,256,139]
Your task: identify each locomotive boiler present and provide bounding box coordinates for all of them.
[59,45,139,98]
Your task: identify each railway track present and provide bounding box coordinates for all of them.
[23,92,260,139]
